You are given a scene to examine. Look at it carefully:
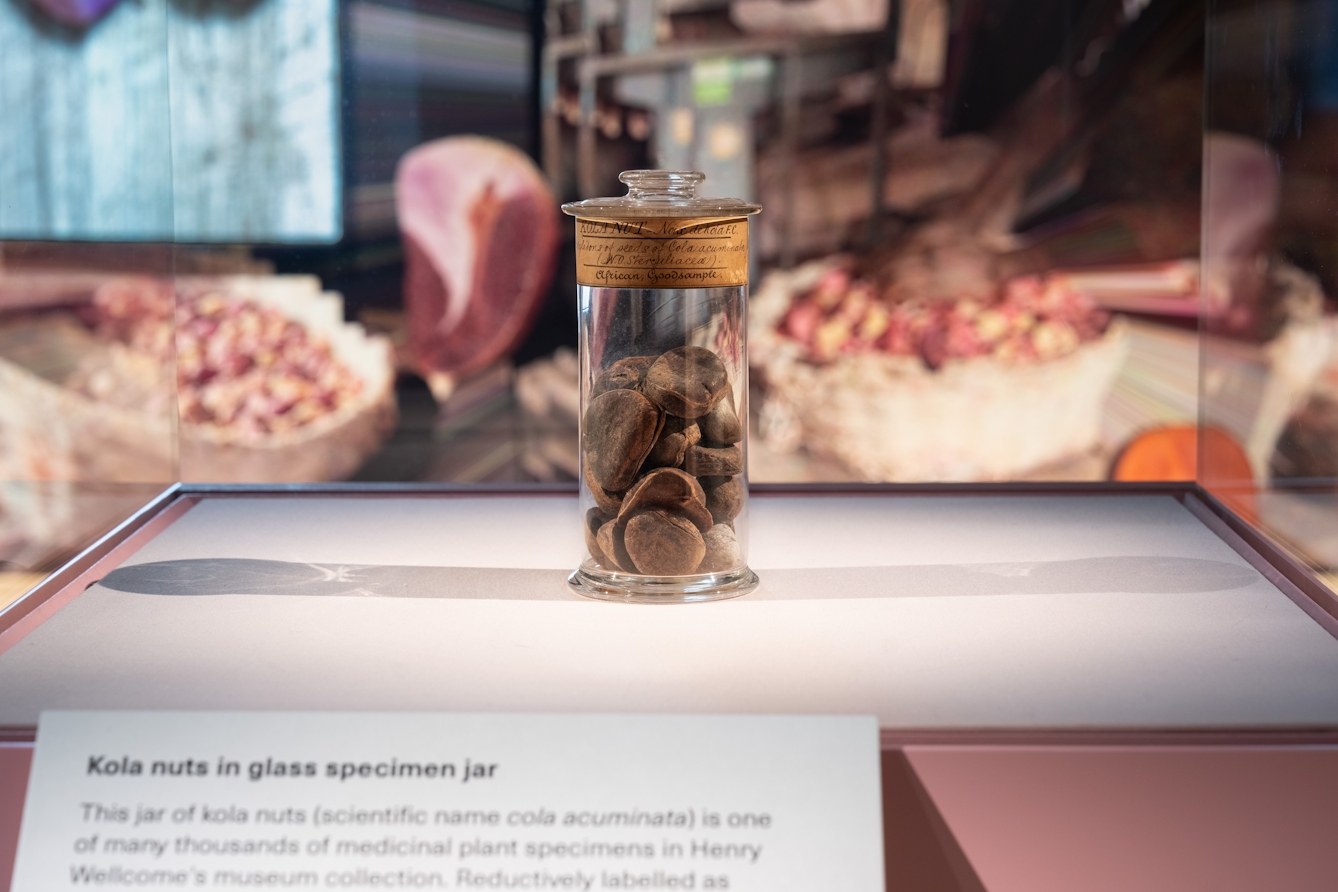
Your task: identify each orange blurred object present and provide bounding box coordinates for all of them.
[1112,425,1257,523]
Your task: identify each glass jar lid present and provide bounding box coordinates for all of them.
[562,170,761,219]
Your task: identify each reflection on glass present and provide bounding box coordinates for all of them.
[0,244,178,604]
[20,0,1338,558]
[1204,0,1338,586]
[737,0,1206,483]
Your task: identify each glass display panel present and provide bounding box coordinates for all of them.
[390,0,1209,489]
[1203,0,1338,590]
[13,0,1320,514]
[0,240,178,609]
[549,0,1207,486]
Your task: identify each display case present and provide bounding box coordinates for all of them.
[1,482,1337,889]
[4,0,1338,888]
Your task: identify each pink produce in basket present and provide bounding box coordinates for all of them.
[396,137,559,395]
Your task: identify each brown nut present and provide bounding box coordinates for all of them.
[697,475,731,489]
[684,444,743,477]
[698,389,742,445]
[623,509,706,576]
[643,346,729,419]
[591,355,657,397]
[584,389,664,491]
[619,467,713,533]
[596,519,633,572]
[585,508,611,566]
[584,462,623,515]
[705,476,743,524]
[644,417,701,470]
[697,524,741,573]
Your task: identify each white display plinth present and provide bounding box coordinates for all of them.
[1,494,1336,729]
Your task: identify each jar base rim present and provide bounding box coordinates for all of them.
[567,566,759,603]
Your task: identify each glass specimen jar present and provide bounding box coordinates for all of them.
[562,170,761,602]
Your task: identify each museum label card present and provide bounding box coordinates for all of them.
[13,711,883,891]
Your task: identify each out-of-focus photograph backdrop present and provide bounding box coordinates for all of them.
[1,0,1336,601]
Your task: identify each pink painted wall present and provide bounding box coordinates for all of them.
[0,746,32,892]
[909,746,1338,892]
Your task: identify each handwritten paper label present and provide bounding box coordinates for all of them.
[12,711,884,891]
[575,217,750,288]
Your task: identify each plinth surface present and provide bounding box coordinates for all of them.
[1,493,1336,729]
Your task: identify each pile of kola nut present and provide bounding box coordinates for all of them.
[583,346,744,576]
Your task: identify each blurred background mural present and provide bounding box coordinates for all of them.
[2,0,1338,600]
[0,0,342,242]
